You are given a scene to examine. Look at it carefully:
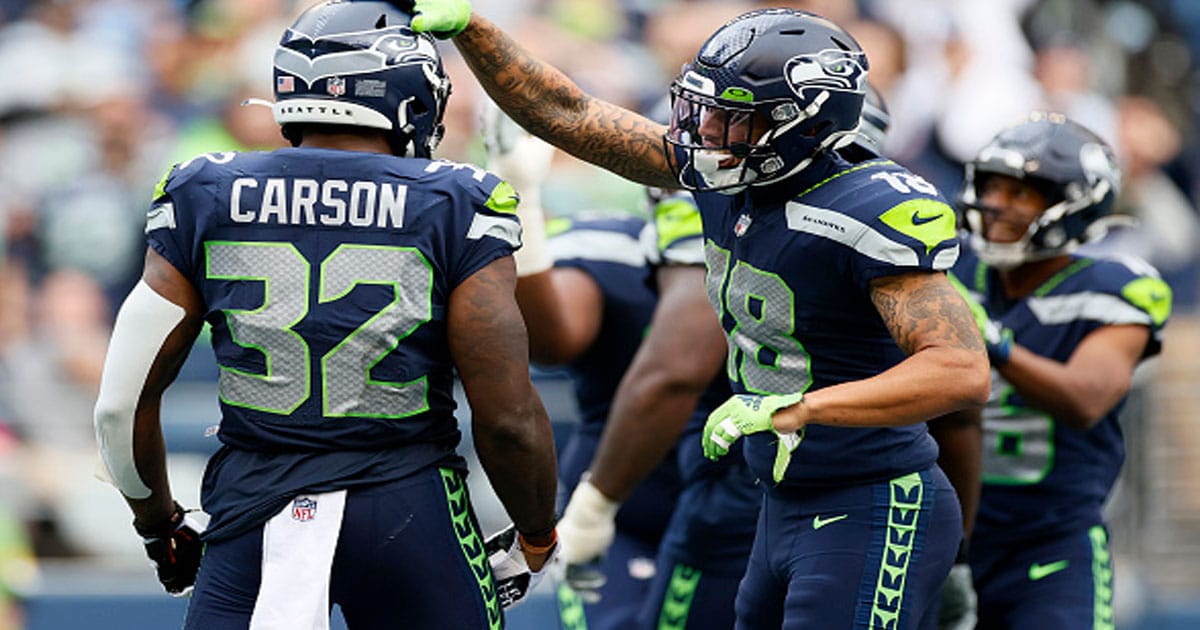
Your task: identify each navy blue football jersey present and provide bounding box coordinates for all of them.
[693,155,959,486]
[546,213,657,431]
[952,246,1171,542]
[145,148,521,540]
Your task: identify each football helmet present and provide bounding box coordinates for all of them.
[664,8,868,193]
[841,82,890,162]
[271,0,451,157]
[959,111,1121,269]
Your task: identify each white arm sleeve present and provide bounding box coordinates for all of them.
[93,280,185,499]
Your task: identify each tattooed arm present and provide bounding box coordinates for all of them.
[773,271,990,432]
[452,14,677,188]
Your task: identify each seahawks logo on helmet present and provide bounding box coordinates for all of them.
[275,26,439,88]
[784,49,867,98]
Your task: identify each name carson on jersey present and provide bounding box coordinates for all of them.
[229,177,409,228]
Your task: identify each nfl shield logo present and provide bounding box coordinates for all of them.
[327,76,346,97]
[734,213,752,237]
[292,497,317,522]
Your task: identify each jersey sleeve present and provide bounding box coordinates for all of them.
[144,158,206,280]
[648,191,705,267]
[847,169,960,287]
[1106,256,1172,359]
[440,163,522,288]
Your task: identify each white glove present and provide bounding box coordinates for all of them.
[556,478,620,566]
[481,100,556,276]
[484,524,559,609]
[938,563,977,630]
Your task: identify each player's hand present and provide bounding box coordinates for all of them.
[484,524,559,609]
[409,0,472,39]
[980,318,1014,366]
[556,478,620,569]
[703,393,804,482]
[134,502,204,597]
[937,563,978,630]
[554,478,619,604]
[482,101,555,194]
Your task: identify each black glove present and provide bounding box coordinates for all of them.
[484,524,558,609]
[134,502,204,597]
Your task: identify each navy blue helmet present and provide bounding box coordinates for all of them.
[272,0,451,157]
[959,112,1121,268]
[665,9,869,192]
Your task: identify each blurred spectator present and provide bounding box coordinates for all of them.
[1082,96,1200,308]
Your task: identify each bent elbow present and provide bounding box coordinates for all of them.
[955,350,992,408]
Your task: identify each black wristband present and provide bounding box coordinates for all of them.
[955,538,970,564]
[134,502,185,539]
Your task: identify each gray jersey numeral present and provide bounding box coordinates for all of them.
[705,241,811,395]
[206,241,432,418]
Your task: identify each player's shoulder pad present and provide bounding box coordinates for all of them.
[651,191,704,266]
[801,160,957,266]
[1088,255,1173,328]
[853,161,956,256]
[421,158,516,215]
[146,152,244,233]
[151,151,245,202]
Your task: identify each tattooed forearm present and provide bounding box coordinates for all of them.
[870,272,986,356]
[455,14,677,188]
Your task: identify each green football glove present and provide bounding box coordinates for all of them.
[703,393,804,483]
[410,0,472,39]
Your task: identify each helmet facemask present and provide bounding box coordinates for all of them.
[664,36,868,194]
[959,113,1122,270]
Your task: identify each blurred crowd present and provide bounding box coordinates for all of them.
[0,0,1197,625]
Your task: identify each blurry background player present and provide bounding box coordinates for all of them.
[408,3,990,627]
[951,112,1172,629]
[483,106,685,629]
[91,2,558,628]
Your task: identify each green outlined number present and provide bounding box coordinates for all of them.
[705,241,811,395]
[981,384,1054,484]
[206,241,432,418]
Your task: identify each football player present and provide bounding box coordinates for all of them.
[487,108,751,629]
[952,112,1172,629]
[410,3,991,627]
[92,2,558,628]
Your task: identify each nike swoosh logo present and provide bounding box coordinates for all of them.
[911,210,944,226]
[812,514,848,530]
[1028,560,1069,581]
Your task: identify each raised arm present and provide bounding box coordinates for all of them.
[414,3,676,188]
[773,271,990,431]
[448,256,558,552]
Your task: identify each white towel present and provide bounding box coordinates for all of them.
[249,490,347,630]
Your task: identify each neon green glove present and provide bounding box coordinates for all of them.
[703,393,804,482]
[410,0,472,39]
